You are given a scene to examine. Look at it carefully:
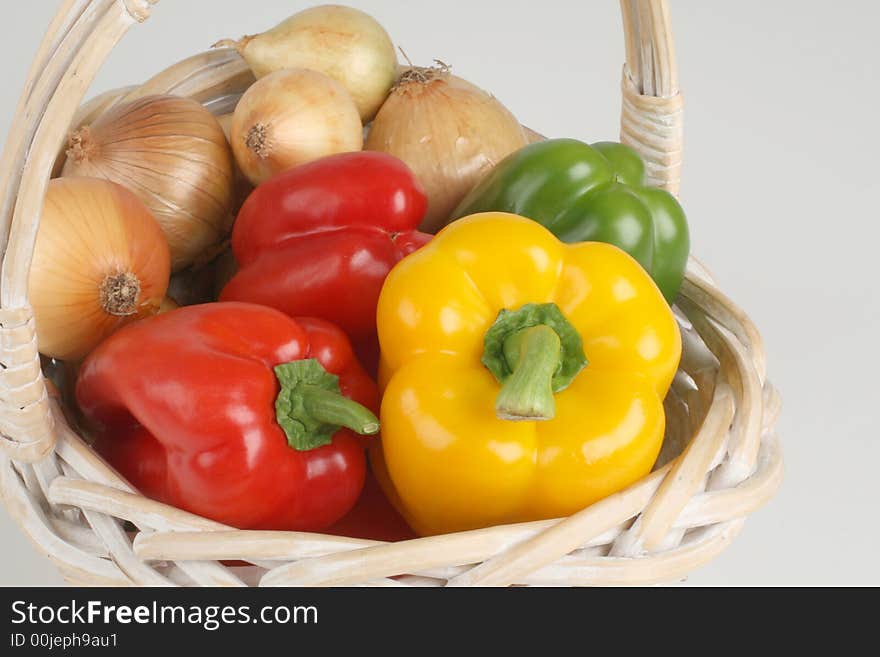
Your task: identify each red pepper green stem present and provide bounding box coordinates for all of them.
[495,325,561,421]
[299,385,380,435]
[275,359,379,451]
[481,303,588,422]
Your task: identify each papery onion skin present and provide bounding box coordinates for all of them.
[61,95,234,272]
[159,297,180,313]
[217,113,255,215]
[220,5,397,122]
[29,178,171,361]
[365,68,528,233]
[230,68,363,186]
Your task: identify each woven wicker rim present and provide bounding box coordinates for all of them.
[0,0,781,586]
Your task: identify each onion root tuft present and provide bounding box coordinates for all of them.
[66,126,97,164]
[245,124,271,159]
[100,271,141,316]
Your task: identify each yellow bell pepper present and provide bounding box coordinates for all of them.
[374,212,681,536]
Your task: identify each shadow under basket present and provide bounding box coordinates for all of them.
[0,0,781,586]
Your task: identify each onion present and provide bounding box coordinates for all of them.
[524,126,547,144]
[230,68,363,186]
[159,297,180,313]
[216,5,397,122]
[365,64,527,232]
[62,95,234,271]
[217,112,254,214]
[29,178,171,361]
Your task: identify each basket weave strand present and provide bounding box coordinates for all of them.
[619,0,683,193]
[0,0,782,586]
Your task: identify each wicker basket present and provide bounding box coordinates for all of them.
[0,0,782,587]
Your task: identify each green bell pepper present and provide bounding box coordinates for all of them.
[452,138,690,303]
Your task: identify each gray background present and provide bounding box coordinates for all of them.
[1,0,878,586]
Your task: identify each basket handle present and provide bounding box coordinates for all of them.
[619,0,683,195]
[0,0,157,463]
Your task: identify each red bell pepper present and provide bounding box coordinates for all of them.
[324,467,416,542]
[76,302,380,531]
[220,152,431,368]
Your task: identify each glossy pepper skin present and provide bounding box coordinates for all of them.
[374,213,681,536]
[452,139,689,303]
[76,302,380,531]
[220,152,431,355]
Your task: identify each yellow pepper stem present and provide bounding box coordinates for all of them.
[495,325,562,421]
[482,303,587,422]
